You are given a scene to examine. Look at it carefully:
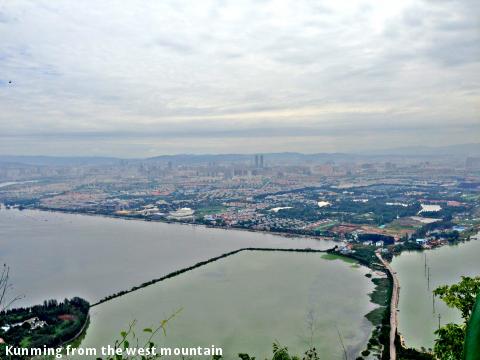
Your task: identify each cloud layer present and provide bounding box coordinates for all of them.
[0,0,479,156]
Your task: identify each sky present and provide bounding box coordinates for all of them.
[0,0,479,157]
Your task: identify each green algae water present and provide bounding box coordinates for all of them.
[0,208,336,307]
[77,251,378,359]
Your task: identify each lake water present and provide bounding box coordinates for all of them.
[77,251,377,360]
[391,236,480,350]
[8,206,477,356]
[0,208,337,307]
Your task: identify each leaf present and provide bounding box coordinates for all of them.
[464,290,480,360]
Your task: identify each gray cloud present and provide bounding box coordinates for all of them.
[0,0,478,156]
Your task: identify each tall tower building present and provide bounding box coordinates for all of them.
[259,155,264,168]
[254,155,259,168]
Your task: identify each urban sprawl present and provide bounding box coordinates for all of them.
[1,153,480,258]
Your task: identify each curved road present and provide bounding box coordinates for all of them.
[376,252,399,360]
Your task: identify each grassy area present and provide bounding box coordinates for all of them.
[370,277,390,306]
[366,307,388,326]
[461,193,480,202]
[314,220,337,231]
[386,223,418,231]
[19,337,30,348]
[321,253,357,264]
[347,245,382,268]
[363,275,393,360]
[322,253,360,268]
[195,206,228,217]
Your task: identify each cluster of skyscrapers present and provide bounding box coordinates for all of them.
[254,154,264,169]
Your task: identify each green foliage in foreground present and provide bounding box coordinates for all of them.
[434,277,480,321]
[98,331,321,360]
[94,309,322,360]
[464,290,480,360]
[97,310,182,360]
[432,276,480,360]
[397,276,480,360]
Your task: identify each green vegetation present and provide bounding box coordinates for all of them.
[342,245,382,269]
[23,291,363,360]
[464,290,480,360]
[94,316,321,360]
[195,206,228,218]
[314,221,337,231]
[365,307,386,326]
[432,276,480,360]
[397,276,480,360]
[459,226,480,242]
[397,342,435,360]
[362,275,392,359]
[391,240,423,255]
[434,276,480,324]
[326,199,421,225]
[0,297,89,355]
[320,253,357,264]
[369,278,390,307]
[413,219,455,239]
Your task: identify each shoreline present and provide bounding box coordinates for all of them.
[60,314,90,348]
[90,246,387,360]
[392,234,480,356]
[2,204,339,244]
[7,205,478,257]
[2,206,392,359]
[376,252,399,360]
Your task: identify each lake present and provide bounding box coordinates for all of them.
[0,208,337,307]
[9,206,477,356]
[77,251,377,359]
[391,236,480,350]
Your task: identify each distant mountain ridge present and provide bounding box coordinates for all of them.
[0,143,478,166]
[0,155,121,166]
[364,143,480,156]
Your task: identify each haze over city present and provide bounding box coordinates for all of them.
[1,2,480,359]
[0,0,479,156]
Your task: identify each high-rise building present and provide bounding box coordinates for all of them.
[259,155,264,168]
[466,157,480,171]
[254,155,259,168]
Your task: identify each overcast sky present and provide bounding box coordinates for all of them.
[0,0,479,157]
